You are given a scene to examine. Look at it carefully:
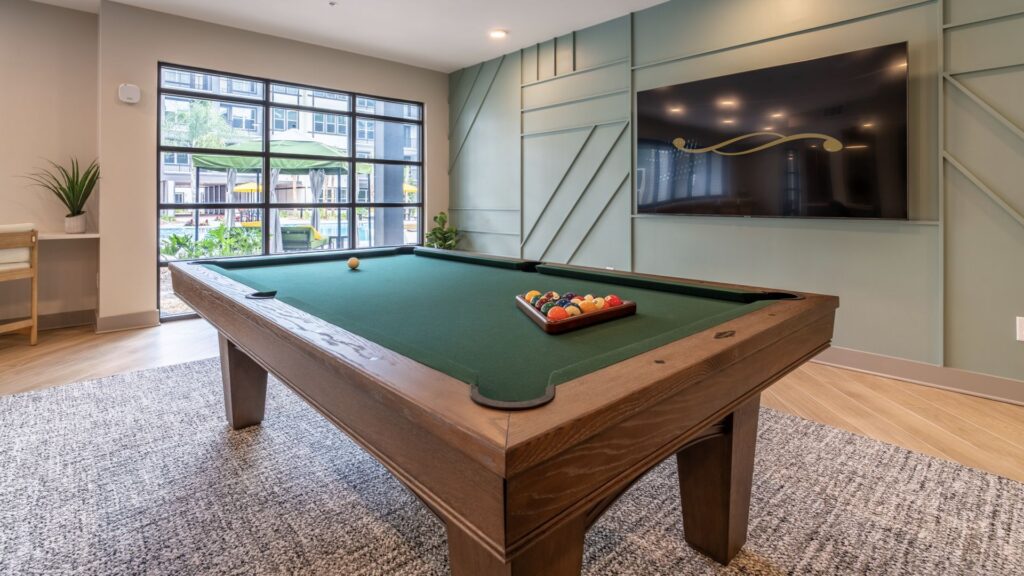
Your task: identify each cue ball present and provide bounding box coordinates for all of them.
[347,257,360,270]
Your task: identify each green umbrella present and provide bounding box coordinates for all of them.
[191,139,348,245]
[191,140,349,174]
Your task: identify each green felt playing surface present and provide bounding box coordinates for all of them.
[203,251,777,408]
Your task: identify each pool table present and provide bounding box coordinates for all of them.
[170,247,838,575]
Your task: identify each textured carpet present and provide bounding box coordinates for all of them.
[0,359,1021,575]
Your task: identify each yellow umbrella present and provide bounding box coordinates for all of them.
[403,182,417,193]
[233,182,263,194]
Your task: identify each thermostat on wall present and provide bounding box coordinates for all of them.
[118,83,141,104]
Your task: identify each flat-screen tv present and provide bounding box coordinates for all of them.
[636,42,908,219]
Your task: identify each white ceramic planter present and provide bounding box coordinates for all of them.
[65,213,87,234]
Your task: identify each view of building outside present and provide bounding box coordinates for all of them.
[157,66,423,316]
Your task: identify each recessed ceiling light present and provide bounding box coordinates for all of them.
[489,29,508,39]
[668,106,684,114]
[721,118,735,124]
[717,98,738,108]
[328,1,336,5]
[763,126,775,131]
[862,122,875,128]
[770,112,784,118]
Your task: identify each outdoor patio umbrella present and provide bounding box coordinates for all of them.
[192,140,348,252]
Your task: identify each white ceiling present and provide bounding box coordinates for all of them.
[34,0,667,72]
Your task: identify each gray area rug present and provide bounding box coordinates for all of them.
[1,359,1022,575]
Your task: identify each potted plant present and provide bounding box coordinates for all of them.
[25,158,100,234]
[425,211,459,249]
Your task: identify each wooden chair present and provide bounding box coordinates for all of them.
[0,225,38,345]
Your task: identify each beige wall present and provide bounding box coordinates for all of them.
[96,0,449,324]
[0,0,99,322]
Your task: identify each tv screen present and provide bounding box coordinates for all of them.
[636,43,908,219]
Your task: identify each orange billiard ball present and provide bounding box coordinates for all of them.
[546,306,570,321]
[347,257,360,270]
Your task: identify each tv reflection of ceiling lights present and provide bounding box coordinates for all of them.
[636,42,908,219]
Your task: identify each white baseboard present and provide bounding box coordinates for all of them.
[814,346,1024,407]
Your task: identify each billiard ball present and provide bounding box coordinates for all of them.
[578,300,596,314]
[565,304,581,317]
[347,257,360,270]
[593,297,606,310]
[530,295,542,307]
[540,302,557,314]
[524,290,541,302]
[547,306,569,321]
[605,294,623,307]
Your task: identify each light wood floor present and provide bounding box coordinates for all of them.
[2,320,1022,482]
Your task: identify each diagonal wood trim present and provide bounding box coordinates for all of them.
[567,172,630,264]
[943,151,1024,229]
[521,118,631,138]
[520,125,597,246]
[539,123,629,261]
[448,55,506,172]
[949,61,1024,76]
[944,73,1024,143]
[449,64,482,138]
[521,89,631,114]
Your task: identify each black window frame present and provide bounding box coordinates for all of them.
[157,62,425,317]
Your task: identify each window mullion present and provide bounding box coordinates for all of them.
[159,63,424,267]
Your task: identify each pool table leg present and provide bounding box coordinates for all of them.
[447,514,586,576]
[218,334,268,430]
[676,393,760,564]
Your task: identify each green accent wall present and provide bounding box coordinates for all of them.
[448,0,1024,384]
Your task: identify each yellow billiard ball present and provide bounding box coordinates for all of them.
[347,257,360,270]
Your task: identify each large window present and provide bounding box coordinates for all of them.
[157,64,424,317]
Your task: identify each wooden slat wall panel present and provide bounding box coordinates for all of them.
[942,0,1024,381]
[522,123,628,261]
[945,13,1024,73]
[522,62,629,110]
[538,39,556,80]
[555,33,574,76]
[944,0,1024,26]
[573,16,629,70]
[447,54,521,257]
[448,0,1024,386]
[521,45,538,84]
[956,68,1024,129]
[522,92,629,135]
[448,209,520,237]
[631,0,925,68]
